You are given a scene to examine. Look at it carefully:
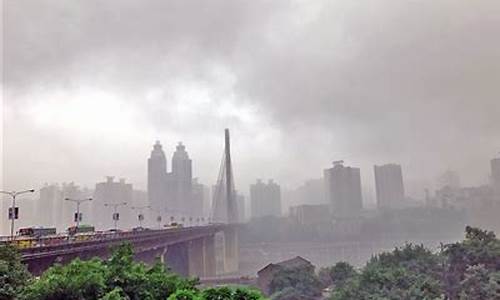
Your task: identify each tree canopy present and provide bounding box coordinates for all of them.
[0,243,267,300]
[329,226,500,300]
[0,244,32,300]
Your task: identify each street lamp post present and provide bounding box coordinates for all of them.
[156,215,162,229]
[104,202,127,230]
[65,197,92,228]
[131,205,150,228]
[0,189,35,240]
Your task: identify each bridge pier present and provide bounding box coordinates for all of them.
[188,238,205,277]
[204,234,216,277]
[165,235,217,278]
[165,242,190,276]
[223,226,239,274]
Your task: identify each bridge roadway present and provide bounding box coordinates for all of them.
[17,224,239,277]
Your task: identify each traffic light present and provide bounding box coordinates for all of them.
[138,214,144,221]
[156,216,162,222]
[113,212,120,221]
[74,212,83,222]
[8,207,19,220]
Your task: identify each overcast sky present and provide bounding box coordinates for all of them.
[2,0,500,202]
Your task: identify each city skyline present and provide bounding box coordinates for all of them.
[1,139,499,203]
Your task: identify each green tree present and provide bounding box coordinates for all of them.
[269,265,322,299]
[318,262,356,288]
[202,287,233,300]
[201,287,266,300]
[330,243,444,300]
[21,258,108,300]
[19,243,266,300]
[232,287,264,300]
[21,243,196,300]
[443,226,500,299]
[0,244,32,300]
[458,265,500,300]
[168,289,201,300]
[99,288,128,300]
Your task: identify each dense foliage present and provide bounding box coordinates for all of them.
[329,226,500,300]
[318,261,356,288]
[268,262,322,300]
[0,244,32,300]
[0,243,266,300]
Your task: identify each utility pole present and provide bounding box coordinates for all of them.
[65,197,92,228]
[0,189,35,240]
[104,202,127,230]
[131,205,150,228]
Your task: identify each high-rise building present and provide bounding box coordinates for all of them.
[36,183,90,231]
[58,182,86,230]
[374,164,405,209]
[171,142,192,215]
[287,178,326,209]
[250,179,281,218]
[192,178,208,218]
[148,141,168,212]
[147,140,199,218]
[38,184,59,227]
[92,177,133,230]
[324,161,363,218]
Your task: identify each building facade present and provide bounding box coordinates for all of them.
[289,204,330,226]
[192,178,208,219]
[324,161,363,218]
[36,183,90,231]
[171,142,193,215]
[374,164,405,209]
[148,141,168,213]
[250,179,282,219]
[92,177,133,230]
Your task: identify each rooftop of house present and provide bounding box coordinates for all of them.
[257,256,313,275]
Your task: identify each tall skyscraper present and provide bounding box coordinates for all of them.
[374,164,405,209]
[250,179,282,218]
[171,142,193,215]
[324,161,363,218]
[147,141,198,217]
[148,141,168,212]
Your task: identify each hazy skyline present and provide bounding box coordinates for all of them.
[2,0,500,201]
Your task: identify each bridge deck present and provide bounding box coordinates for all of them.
[15,225,227,261]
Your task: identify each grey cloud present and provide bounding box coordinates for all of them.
[3,0,500,198]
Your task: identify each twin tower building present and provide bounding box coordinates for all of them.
[148,141,201,217]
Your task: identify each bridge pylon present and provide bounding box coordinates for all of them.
[211,129,239,274]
